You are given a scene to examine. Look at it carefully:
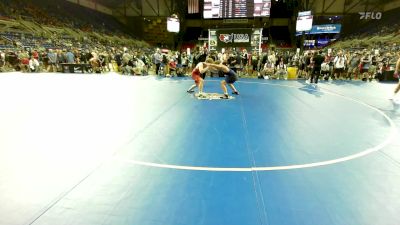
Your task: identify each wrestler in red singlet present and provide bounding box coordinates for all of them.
[191,64,203,85]
[187,58,214,94]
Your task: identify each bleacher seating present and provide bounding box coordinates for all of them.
[0,0,138,39]
[332,8,400,49]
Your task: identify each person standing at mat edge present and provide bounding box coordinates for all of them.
[187,58,214,96]
[391,56,400,100]
[206,61,239,99]
[310,50,325,85]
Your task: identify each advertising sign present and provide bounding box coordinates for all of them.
[296,24,341,36]
[317,38,330,46]
[312,24,341,34]
[216,29,252,47]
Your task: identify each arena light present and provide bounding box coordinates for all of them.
[296,11,313,32]
[167,17,180,33]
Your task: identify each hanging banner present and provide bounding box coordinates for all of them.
[317,38,330,46]
[216,29,252,47]
[296,24,342,36]
[312,24,341,33]
[304,40,315,47]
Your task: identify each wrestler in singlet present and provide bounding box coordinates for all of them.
[224,68,238,84]
[186,58,214,94]
[191,62,204,85]
[191,58,214,84]
[203,61,239,97]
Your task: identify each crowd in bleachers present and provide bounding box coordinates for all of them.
[0,0,130,36]
[188,47,400,82]
[0,0,154,74]
[0,0,399,83]
[331,8,400,51]
[291,48,399,82]
[1,39,399,84]
[318,10,400,82]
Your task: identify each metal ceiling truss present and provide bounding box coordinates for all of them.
[322,0,337,14]
[113,0,173,17]
[305,0,388,15]
[343,0,364,14]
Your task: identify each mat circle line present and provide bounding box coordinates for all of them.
[114,79,398,172]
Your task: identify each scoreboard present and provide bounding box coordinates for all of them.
[204,0,271,19]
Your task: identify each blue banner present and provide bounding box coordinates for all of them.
[296,24,341,36]
[317,38,330,46]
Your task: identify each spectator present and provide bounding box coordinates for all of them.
[19,50,30,72]
[32,49,39,60]
[304,51,312,80]
[274,59,287,80]
[268,51,277,67]
[390,56,400,100]
[250,51,260,76]
[360,53,372,81]
[347,52,360,80]
[133,58,146,75]
[47,49,57,72]
[152,48,162,75]
[241,49,249,75]
[89,52,101,73]
[259,60,275,79]
[0,50,5,70]
[28,55,40,72]
[234,51,242,76]
[65,49,75,63]
[333,51,346,79]
[321,57,331,80]
[310,50,325,84]
[180,52,188,75]
[167,58,177,77]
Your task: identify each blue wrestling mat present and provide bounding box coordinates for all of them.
[0,73,399,225]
